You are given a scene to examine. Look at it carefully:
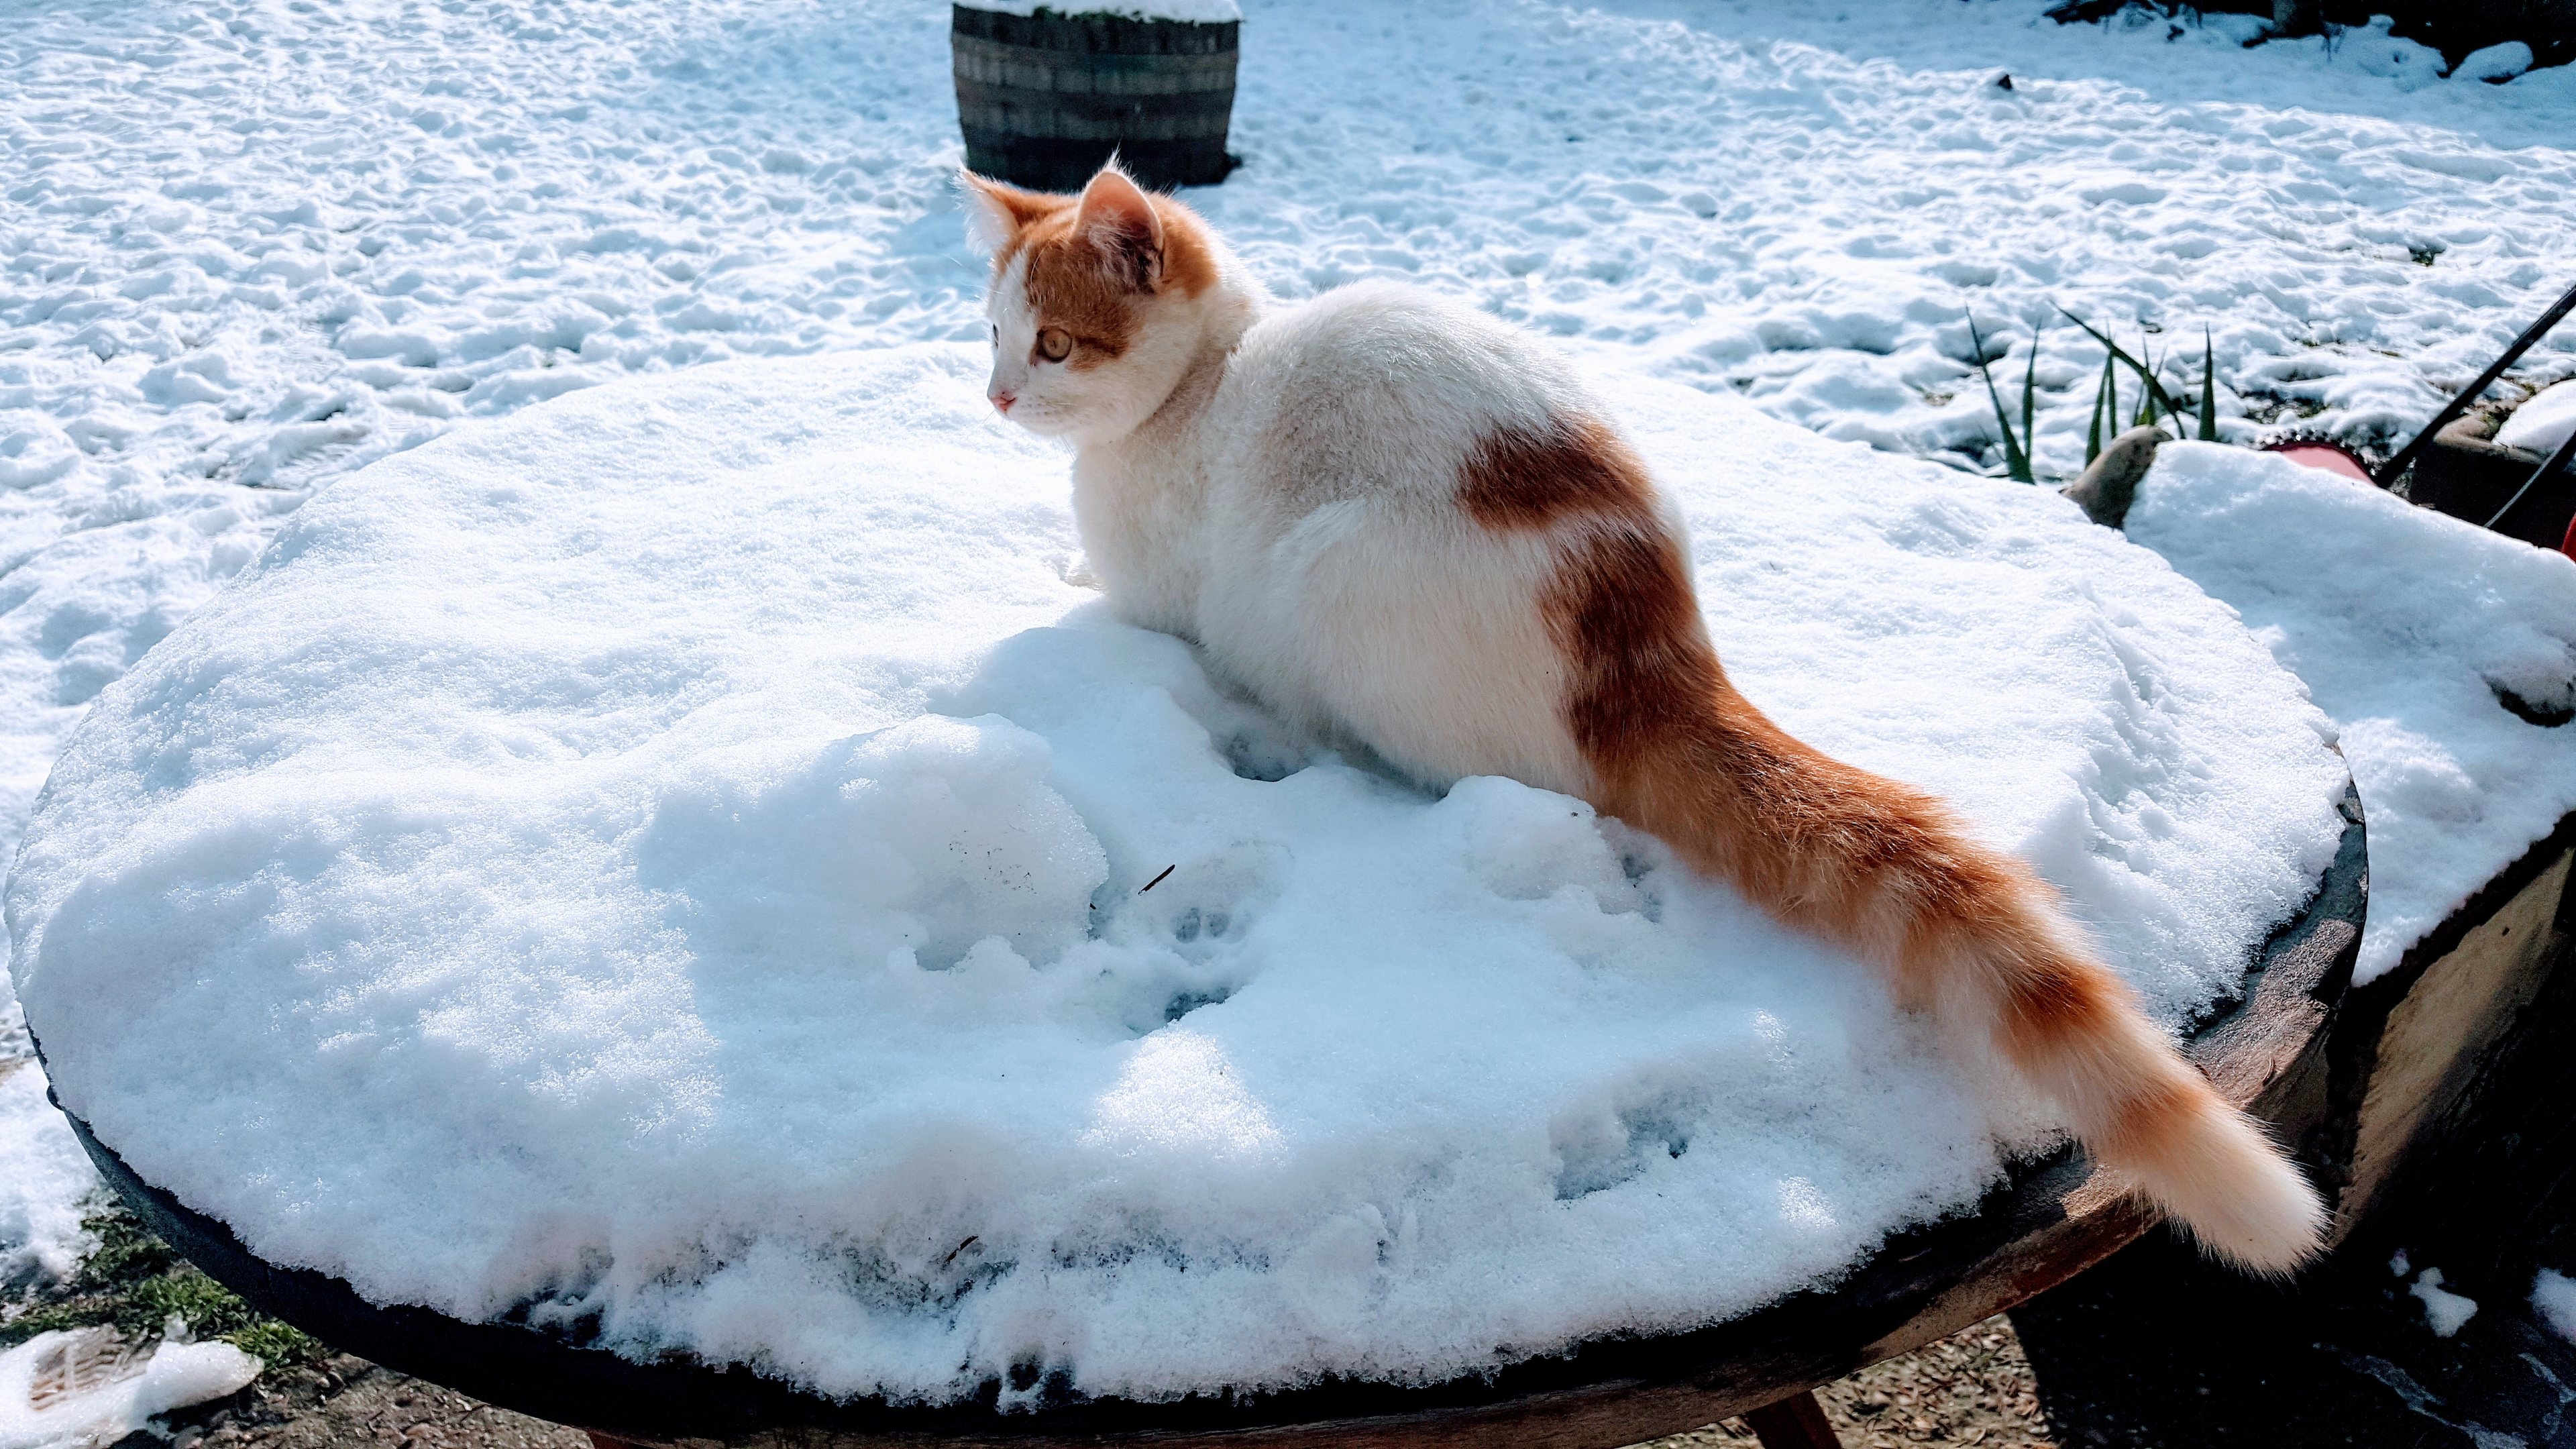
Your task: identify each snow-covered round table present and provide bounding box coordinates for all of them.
[9,346,2363,1445]
[54,848,2359,1447]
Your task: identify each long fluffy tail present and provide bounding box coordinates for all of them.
[1609,687,2326,1273]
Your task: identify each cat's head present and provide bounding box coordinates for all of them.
[963,164,1232,443]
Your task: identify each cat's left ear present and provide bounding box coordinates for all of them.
[959,170,1061,254]
[1075,164,1166,290]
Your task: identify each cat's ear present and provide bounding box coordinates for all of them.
[1075,163,1166,289]
[959,170,1061,254]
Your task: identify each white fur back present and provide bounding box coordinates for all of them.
[1078,280,1610,794]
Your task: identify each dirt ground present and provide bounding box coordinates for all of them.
[152,1356,585,1449]
[1646,1314,2049,1449]
[1646,1226,2576,1449]
[16,1214,2575,1449]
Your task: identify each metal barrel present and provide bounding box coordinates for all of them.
[953,5,1238,192]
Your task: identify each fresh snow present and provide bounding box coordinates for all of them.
[3,0,2574,1388]
[5,347,2347,1402]
[2452,42,2536,87]
[2126,444,2576,982]
[0,1065,96,1290]
[2534,1269,2576,1344]
[2495,378,2576,455]
[2407,1267,2480,1338]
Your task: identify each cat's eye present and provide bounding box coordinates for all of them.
[1035,327,1073,363]
[988,323,998,345]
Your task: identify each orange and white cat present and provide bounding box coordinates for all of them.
[964,162,2325,1273]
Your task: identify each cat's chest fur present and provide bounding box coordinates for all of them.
[1069,426,1210,642]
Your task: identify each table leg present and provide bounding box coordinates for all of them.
[1743,1389,1844,1449]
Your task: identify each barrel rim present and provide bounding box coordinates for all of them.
[952,3,1240,57]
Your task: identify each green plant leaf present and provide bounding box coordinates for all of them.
[2199,326,2220,441]
[1966,312,2033,483]
[2086,350,2113,466]
[2056,307,2189,422]
[2020,334,2039,481]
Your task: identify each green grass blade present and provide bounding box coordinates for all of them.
[1966,312,2031,482]
[2086,351,2112,465]
[2056,306,2190,422]
[2018,332,2039,482]
[2198,327,2219,441]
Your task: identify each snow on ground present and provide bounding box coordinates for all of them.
[4,0,2574,1350]
[0,1064,96,1291]
[5,347,2345,1401]
[2406,1267,2481,1338]
[2535,1269,2576,1344]
[2128,444,2576,982]
[0,1326,262,1449]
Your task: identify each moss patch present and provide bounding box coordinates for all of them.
[0,1199,327,1368]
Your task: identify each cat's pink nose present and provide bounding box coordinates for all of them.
[991,392,1016,415]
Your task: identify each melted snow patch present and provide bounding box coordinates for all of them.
[0,1326,260,1449]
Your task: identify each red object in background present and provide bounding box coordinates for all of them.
[2258,434,2576,561]
[2262,441,2375,484]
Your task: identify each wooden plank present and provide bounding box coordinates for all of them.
[1743,1391,1843,1449]
[2316,809,2576,1244]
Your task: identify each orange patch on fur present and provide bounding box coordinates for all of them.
[971,174,1222,367]
[2092,1073,2214,1164]
[1459,417,1660,530]
[1996,951,2126,1058]
[1545,523,1721,776]
[1456,416,1719,791]
[1155,198,1220,299]
[965,173,1070,252]
[1017,207,1140,362]
[1473,416,2072,1001]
